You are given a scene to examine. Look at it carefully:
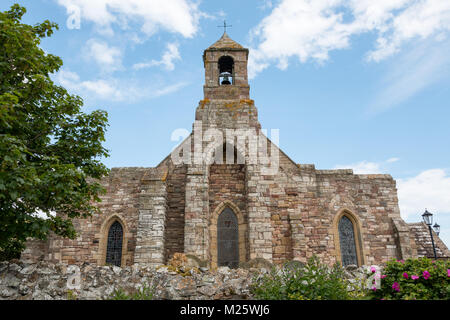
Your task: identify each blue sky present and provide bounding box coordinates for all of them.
[3,0,450,247]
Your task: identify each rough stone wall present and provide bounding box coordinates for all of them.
[203,48,249,100]
[0,261,255,300]
[409,223,450,258]
[311,169,403,266]
[164,164,187,261]
[0,260,375,300]
[241,138,412,266]
[208,164,246,219]
[22,168,147,266]
[134,169,168,266]
[195,99,259,129]
[20,239,48,263]
[184,165,210,260]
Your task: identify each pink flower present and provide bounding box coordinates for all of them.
[371,286,377,291]
[423,270,430,280]
[447,269,450,277]
[392,282,400,292]
[381,275,387,279]
[370,266,376,273]
[411,275,419,280]
[397,260,404,264]
[402,272,409,279]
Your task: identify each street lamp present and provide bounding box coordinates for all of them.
[422,209,437,259]
[433,223,440,236]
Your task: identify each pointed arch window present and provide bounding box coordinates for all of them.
[217,207,239,268]
[338,215,358,266]
[106,221,123,267]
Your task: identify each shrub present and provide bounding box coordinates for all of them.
[369,257,450,300]
[251,255,352,300]
[109,284,155,300]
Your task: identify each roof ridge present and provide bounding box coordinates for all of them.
[206,32,244,50]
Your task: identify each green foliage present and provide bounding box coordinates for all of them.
[369,258,450,300]
[347,274,371,300]
[251,256,352,300]
[0,5,109,258]
[0,238,24,261]
[66,290,78,300]
[109,285,155,300]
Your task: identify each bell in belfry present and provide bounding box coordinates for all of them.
[220,72,232,85]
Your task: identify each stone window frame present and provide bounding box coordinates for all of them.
[332,208,365,267]
[96,214,130,267]
[209,201,247,269]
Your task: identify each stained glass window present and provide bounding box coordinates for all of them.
[338,215,358,267]
[218,208,239,268]
[106,221,123,267]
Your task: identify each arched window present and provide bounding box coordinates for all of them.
[218,56,234,85]
[338,215,358,266]
[106,221,123,267]
[217,207,239,268]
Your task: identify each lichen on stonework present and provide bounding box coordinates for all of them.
[240,99,254,106]
[161,170,168,182]
[199,99,210,109]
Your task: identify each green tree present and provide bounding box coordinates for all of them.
[0,4,109,260]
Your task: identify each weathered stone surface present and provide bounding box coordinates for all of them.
[20,32,449,272]
[0,261,256,300]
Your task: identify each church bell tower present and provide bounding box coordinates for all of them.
[202,32,250,100]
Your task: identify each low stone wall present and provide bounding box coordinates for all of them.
[0,260,257,300]
[0,260,374,300]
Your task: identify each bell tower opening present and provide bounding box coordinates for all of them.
[218,56,234,85]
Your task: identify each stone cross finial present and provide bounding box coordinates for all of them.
[217,20,232,33]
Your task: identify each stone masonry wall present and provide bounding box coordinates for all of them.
[312,169,405,266]
[134,170,167,266]
[22,168,146,266]
[208,164,246,220]
[1,260,375,300]
[164,164,187,262]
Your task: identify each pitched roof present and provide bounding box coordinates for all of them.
[206,32,244,50]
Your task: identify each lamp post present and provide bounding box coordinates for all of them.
[422,209,437,260]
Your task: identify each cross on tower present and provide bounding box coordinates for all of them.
[217,20,232,33]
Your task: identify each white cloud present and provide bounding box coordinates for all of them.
[55,69,187,102]
[366,0,450,62]
[56,70,129,100]
[397,169,450,220]
[150,82,189,97]
[386,157,400,163]
[248,0,450,78]
[334,157,399,174]
[258,0,274,10]
[133,42,181,71]
[56,0,203,37]
[368,38,450,113]
[85,39,123,72]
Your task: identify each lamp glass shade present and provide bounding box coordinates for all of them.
[422,210,433,226]
[433,223,440,235]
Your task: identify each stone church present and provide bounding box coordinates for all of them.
[23,33,449,268]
